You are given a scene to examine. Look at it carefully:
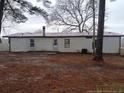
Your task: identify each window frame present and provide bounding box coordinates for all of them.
[30,39,35,47]
[53,39,58,46]
[64,39,70,48]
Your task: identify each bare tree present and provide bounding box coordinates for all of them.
[50,0,98,32]
[0,0,5,34]
[0,0,50,33]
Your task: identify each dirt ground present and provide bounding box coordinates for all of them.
[0,52,124,93]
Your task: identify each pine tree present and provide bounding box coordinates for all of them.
[0,0,49,33]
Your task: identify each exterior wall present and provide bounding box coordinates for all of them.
[0,39,9,51]
[122,37,124,47]
[9,37,120,53]
[120,47,124,55]
[35,38,53,51]
[10,37,93,52]
[58,37,92,52]
[10,38,54,52]
[10,38,29,52]
[103,37,120,53]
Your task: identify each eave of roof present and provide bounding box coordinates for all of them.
[3,32,124,38]
[3,35,124,38]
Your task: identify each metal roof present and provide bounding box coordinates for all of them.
[3,31,124,38]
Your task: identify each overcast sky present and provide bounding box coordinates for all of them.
[106,0,124,34]
[3,0,124,35]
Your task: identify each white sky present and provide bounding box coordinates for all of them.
[106,0,124,34]
[3,0,124,35]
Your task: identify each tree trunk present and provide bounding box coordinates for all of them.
[92,0,96,54]
[79,25,82,33]
[94,0,106,61]
[0,0,5,33]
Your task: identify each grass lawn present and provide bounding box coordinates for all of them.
[0,52,124,93]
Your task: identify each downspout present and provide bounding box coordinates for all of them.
[119,36,121,55]
[8,37,11,52]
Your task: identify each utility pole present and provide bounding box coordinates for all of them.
[94,0,106,61]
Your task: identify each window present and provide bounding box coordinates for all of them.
[64,39,70,48]
[53,39,58,46]
[30,39,35,47]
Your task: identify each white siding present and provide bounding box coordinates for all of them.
[35,38,53,51]
[10,38,28,52]
[10,37,120,53]
[58,37,92,52]
[0,39,9,51]
[103,37,120,53]
[122,37,124,47]
[10,37,93,52]
[10,38,54,52]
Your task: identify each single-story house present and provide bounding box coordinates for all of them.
[3,28,124,54]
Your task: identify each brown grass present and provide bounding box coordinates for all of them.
[0,52,124,93]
